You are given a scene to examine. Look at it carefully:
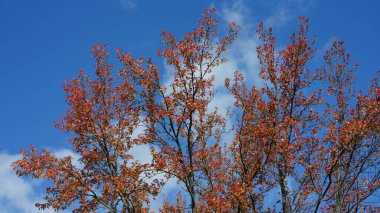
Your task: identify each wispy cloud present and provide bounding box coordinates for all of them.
[119,0,137,9]
[219,0,262,88]
[265,0,315,28]
[217,0,315,89]
[287,0,315,12]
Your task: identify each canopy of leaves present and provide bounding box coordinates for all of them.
[13,9,380,213]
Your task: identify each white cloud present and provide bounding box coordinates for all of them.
[149,176,181,212]
[128,122,181,211]
[218,0,263,88]
[129,143,181,212]
[220,0,249,26]
[0,146,160,212]
[0,149,84,212]
[0,131,176,213]
[204,0,263,147]
[0,152,64,213]
[129,122,152,164]
[52,148,81,168]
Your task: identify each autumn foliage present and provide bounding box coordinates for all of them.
[13,9,380,213]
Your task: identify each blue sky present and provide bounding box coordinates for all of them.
[0,0,379,212]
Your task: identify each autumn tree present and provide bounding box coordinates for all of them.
[117,9,238,212]
[227,18,380,213]
[12,9,380,213]
[307,40,380,212]
[226,17,323,212]
[12,44,161,212]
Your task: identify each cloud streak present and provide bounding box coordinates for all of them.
[119,0,137,9]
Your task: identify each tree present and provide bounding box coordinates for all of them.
[307,40,380,212]
[226,18,380,212]
[226,17,320,212]
[13,9,380,213]
[12,44,161,212]
[117,9,238,212]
